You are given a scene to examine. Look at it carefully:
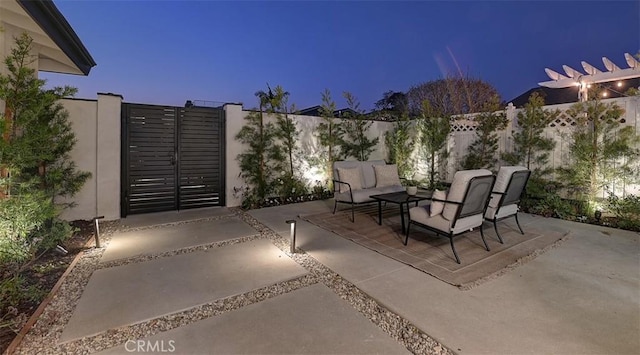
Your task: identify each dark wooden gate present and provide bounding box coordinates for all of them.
[121,103,225,216]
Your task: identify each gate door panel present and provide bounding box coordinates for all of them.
[124,104,178,215]
[122,103,225,216]
[179,107,224,209]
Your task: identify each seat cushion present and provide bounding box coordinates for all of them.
[410,206,483,235]
[442,169,492,221]
[374,164,401,187]
[485,203,518,220]
[377,184,405,194]
[489,166,527,208]
[336,167,363,193]
[335,189,376,203]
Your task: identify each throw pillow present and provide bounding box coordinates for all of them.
[430,189,446,217]
[336,167,363,193]
[373,164,401,187]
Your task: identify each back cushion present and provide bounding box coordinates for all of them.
[442,169,492,221]
[333,160,385,189]
[336,167,363,193]
[362,160,386,188]
[374,164,401,187]
[489,166,528,208]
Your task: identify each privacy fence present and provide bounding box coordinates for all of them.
[60,94,638,218]
[225,95,639,207]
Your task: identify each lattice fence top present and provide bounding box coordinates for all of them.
[449,104,631,131]
[548,111,628,128]
[450,118,478,132]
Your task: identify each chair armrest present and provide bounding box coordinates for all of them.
[332,179,352,193]
[431,197,463,205]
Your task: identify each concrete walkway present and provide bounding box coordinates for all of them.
[15,202,639,354]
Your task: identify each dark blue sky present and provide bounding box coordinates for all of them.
[41,0,639,111]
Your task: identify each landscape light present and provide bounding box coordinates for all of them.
[285,219,297,253]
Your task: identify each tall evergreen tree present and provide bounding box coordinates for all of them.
[557,96,639,211]
[417,101,450,188]
[502,92,557,173]
[0,33,89,272]
[460,100,508,170]
[339,92,378,161]
[236,84,286,207]
[315,89,342,187]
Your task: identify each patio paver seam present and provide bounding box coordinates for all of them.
[117,213,237,233]
[97,233,266,269]
[237,209,455,355]
[51,274,320,354]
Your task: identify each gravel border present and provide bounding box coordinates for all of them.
[12,208,453,355]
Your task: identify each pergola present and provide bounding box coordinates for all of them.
[539,53,640,101]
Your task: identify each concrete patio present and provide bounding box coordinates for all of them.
[14,200,640,354]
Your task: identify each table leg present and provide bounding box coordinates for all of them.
[400,202,406,234]
[377,200,382,225]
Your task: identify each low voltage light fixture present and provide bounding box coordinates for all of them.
[93,216,105,248]
[285,219,297,253]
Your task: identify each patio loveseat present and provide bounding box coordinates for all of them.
[332,160,405,222]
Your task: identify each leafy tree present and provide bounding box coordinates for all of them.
[271,86,308,199]
[314,89,342,186]
[235,84,286,208]
[460,100,508,170]
[270,86,295,175]
[374,90,408,121]
[501,92,557,171]
[339,92,378,161]
[407,75,502,116]
[0,33,89,332]
[417,101,451,189]
[384,113,414,179]
[557,97,640,212]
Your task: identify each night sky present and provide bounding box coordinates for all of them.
[40,0,639,111]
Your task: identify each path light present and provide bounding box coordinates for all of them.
[285,219,297,253]
[93,216,105,248]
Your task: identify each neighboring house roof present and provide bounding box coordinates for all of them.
[509,77,640,107]
[297,105,359,118]
[0,0,95,75]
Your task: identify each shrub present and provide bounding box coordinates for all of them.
[606,194,640,231]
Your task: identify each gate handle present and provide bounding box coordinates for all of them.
[170,152,176,165]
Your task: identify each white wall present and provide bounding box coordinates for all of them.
[59,93,122,221]
[58,98,98,221]
[225,96,639,207]
[223,105,394,207]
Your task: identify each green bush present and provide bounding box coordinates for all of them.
[606,194,640,231]
[0,189,55,269]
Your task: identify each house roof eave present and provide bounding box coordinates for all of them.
[17,0,96,75]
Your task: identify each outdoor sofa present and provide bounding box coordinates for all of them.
[332,160,405,222]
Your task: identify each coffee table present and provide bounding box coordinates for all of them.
[369,190,433,234]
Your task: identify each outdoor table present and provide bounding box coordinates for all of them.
[369,190,433,234]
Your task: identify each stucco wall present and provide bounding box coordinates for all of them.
[59,93,122,221]
[223,104,393,208]
[58,98,98,221]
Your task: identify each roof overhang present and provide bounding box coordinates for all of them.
[0,0,95,75]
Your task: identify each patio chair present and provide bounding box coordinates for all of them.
[406,169,495,264]
[484,166,531,244]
